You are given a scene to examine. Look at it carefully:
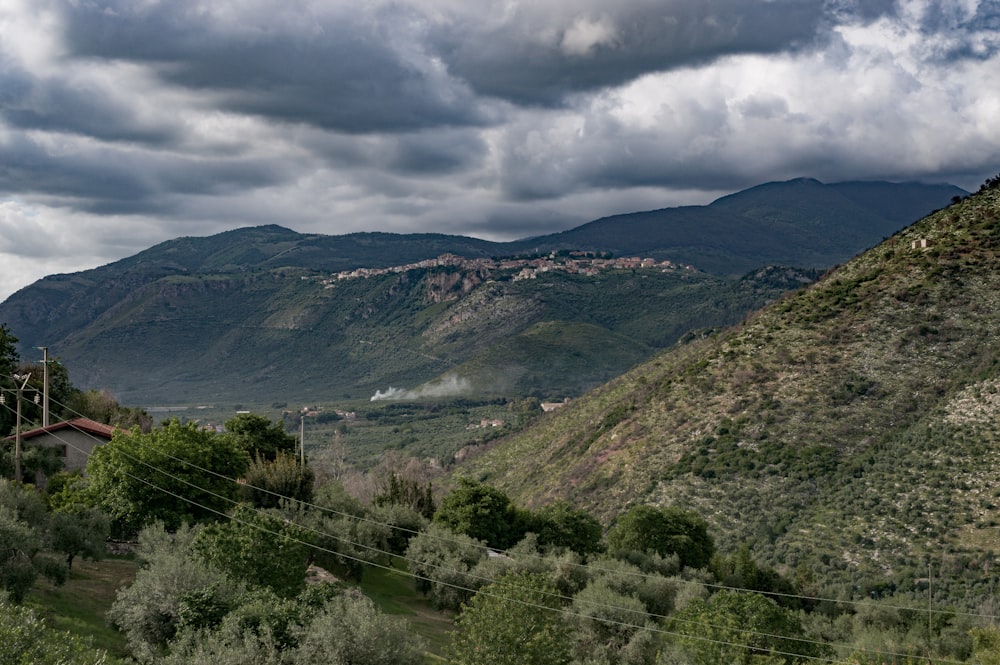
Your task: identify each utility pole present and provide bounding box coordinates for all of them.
[928,560,934,661]
[35,346,49,427]
[2,373,38,485]
[12,373,31,485]
[299,413,306,466]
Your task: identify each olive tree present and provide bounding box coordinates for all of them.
[606,505,714,570]
[449,570,572,665]
[87,420,249,531]
[434,478,527,549]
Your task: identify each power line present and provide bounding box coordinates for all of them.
[4,384,999,626]
[5,420,905,665]
[1,393,994,665]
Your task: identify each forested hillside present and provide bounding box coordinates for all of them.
[0,261,811,405]
[458,180,1000,605]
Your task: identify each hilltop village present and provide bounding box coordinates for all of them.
[323,252,695,285]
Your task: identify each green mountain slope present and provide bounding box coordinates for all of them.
[0,178,963,404]
[457,183,1000,602]
[513,179,966,274]
[32,263,814,404]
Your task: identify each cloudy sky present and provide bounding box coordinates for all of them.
[1,0,998,300]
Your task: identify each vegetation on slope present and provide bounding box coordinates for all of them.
[458,183,1000,604]
[0,179,961,405]
[512,179,967,274]
[2,261,811,405]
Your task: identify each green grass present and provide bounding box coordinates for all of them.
[361,561,455,658]
[26,557,138,660]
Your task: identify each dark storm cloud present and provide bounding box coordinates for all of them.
[0,133,288,215]
[826,0,899,21]
[305,128,487,175]
[431,0,832,106]
[387,130,488,174]
[54,0,874,119]
[0,59,177,145]
[1,0,999,302]
[917,0,1000,62]
[58,0,490,134]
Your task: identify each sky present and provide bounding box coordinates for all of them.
[1,0,999,301]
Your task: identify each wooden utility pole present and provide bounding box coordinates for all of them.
[300,413,306,465]
[12,373,31,485]
[38,346,49,427]
[928,560,934,663]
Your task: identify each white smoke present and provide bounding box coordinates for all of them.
[370,374,472,401]
[370,386,407,401]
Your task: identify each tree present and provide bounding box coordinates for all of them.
[0,443,63,487]
[372,471,435,519]
[434,478,526,549]
[290,593,425,665]
[86,420,249,531]
[192,503,312,598]
[449,570,572,665]
[405,522,486,610]
[710,545,800,609]
[0,324,20,437]
[971,626,1000,665]
[67,388,152,431]
[668,590,830,665]
[48,506,109,569]
[571,577,663,665]
[606,505,715,569]
[0,480,68,602]
[108,522,244,654]
[242,451,315,509]
[532,500,604,556]
[223,413,296,461]
[0,505,42,602]
[0,596,109,665]
[358,502,428,556]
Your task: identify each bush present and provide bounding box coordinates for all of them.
[434,478,527,549]
[606,505,715,570]
[0,596,108,665]
[108,523,244,653]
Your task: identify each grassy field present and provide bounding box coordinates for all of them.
[360,562,455,659]
[26,557,138,661]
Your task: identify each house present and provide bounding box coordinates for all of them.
[4,417,117,485]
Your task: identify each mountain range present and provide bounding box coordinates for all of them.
[0,178,966,405]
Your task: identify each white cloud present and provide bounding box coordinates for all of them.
[0,0,998,302]
[561,14,619,56]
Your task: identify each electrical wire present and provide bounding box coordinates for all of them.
[4,418,915,665]
[37,391,994,626]
[6,384,1000,633]
[0,399,972,664]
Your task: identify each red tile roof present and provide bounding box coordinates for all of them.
[4,417,118,441]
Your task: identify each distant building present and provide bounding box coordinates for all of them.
[4,417,117,487]
[912,238,931,249]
